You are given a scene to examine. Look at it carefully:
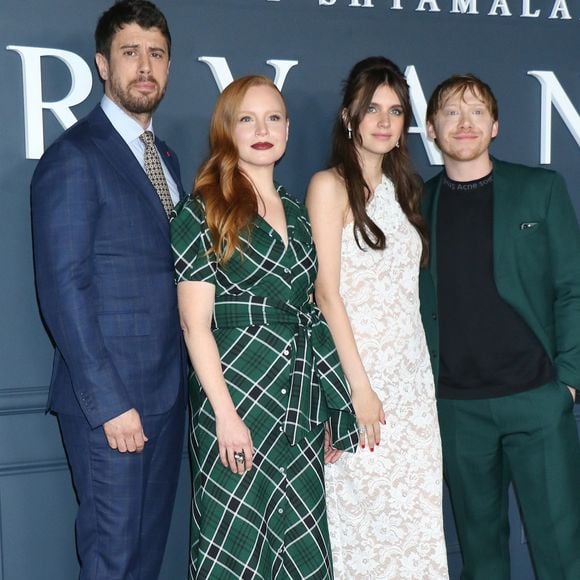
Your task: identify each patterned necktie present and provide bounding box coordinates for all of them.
[140,131,174,218]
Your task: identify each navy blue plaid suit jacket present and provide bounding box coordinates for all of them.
[31,105,187,428]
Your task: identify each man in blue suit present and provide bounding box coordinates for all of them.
[31,2,186,578]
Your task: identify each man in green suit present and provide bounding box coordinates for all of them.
[420,74,580,579]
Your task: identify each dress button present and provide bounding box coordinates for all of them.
[278,508,284,514]
[431,313,437,320]
[279,425,284,432]
[283,349,290,356]
[281,388,287,395]
[279,466,285,473]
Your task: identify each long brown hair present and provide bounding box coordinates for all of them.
[194,75,287,263]
[331,56,428,264]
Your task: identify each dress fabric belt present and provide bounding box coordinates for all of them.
[213,295,358,451]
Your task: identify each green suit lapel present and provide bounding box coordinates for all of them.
[424,174,442,289]
[492,158,518,273]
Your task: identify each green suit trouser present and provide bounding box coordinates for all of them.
[438,381,580,580]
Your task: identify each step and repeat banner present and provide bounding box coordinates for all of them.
[0,1,578,578]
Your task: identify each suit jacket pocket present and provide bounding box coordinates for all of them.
[515,220,545,238]
[98,311,151,336]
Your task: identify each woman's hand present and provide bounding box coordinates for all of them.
[351,386,385,451]
[215,410,254,474]
[323,424,343,464]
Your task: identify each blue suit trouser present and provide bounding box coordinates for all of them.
[59,400,186,580]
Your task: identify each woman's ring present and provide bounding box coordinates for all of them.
[233,451,245,463]
[358,427,366,434]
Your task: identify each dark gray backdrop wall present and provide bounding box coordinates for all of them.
[1,1,578,578]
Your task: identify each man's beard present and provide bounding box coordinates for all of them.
[109,75,166,115]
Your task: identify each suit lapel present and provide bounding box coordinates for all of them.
[155,137,186,199]
[88,107,170,239]
[492,158,517,270]
[425,174,443,288]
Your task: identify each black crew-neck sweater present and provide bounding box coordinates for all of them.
[436,171,552,399]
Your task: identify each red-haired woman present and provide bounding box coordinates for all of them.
[171,75,358,579]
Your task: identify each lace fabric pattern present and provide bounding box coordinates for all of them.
[325,176,449,579]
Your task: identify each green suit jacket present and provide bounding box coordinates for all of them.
[419,158,580,394]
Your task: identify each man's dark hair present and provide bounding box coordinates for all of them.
[95,0,171,59]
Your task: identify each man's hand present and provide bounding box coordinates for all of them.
[103,408,148,453]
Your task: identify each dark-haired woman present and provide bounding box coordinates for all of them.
[306,58,448,578]
[171,75,357,579]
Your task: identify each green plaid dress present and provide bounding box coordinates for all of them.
[171,185,358,579]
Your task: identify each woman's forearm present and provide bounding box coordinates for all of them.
[315,288,370,394]
[182,324,237,418]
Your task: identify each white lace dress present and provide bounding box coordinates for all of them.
[325,176,448,579]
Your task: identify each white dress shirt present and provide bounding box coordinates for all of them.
[100,95,180,205]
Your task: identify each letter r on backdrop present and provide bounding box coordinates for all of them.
[6,46,92,160]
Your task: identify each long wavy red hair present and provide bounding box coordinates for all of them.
[194,75,287,263]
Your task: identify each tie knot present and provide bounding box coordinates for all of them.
[140,131,155,147]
